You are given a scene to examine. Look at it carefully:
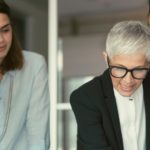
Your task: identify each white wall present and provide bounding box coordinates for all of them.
[62,34,108,78]
[25,12,48,59]
[61,7,148,78]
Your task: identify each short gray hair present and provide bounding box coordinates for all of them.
[106,20,150,62]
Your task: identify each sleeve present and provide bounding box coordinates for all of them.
[70,89,113,150]
[26,56,50,150]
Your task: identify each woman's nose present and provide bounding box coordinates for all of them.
[122,72,134,83]
[0,33,4,42]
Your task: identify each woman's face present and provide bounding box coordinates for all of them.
[0,13,12,64]
[104,52,149,97]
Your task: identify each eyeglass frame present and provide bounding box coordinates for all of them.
[107,57,150,80]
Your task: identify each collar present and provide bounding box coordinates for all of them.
[113,84,143,102]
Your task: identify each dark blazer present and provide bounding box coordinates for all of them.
[70,69,150,150]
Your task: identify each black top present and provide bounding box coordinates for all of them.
[70,69,150,150]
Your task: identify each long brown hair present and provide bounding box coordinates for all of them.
[0,0,24,74]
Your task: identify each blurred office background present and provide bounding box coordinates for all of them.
[6,0,149,150]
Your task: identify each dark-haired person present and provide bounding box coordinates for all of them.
[70,20,150,150]
[0,0,50,149]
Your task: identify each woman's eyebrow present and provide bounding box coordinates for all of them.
[0,23,11,30]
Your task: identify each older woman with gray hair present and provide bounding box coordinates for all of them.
[70,20,150,150]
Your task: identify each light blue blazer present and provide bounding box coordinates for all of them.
[0,51,50,150]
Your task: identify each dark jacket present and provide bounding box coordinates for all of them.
[70,69,150,150]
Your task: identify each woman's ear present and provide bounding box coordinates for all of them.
[102,51,109,68]
[102,51,108,63]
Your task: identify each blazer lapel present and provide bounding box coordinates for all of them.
[100,69,123,150]
[143,75,150,150]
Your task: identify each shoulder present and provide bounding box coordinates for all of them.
[70,69,112,106]
[70,76,103,105]
[21,50,47,75]
[23,50,46,69]
[75,76,101,93]
[71,69,110,98]
[23,50,46,66]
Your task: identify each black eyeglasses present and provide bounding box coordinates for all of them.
[109,65,149,80]
[107,57,150,80]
